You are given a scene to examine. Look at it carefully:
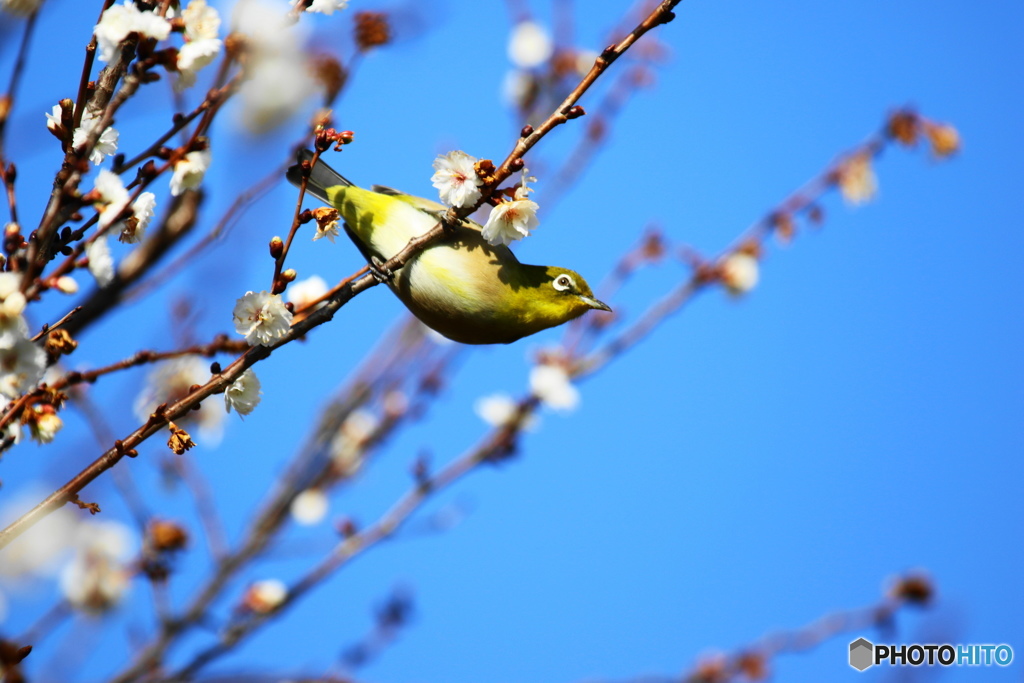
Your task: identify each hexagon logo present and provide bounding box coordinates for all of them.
[849,637,874,671]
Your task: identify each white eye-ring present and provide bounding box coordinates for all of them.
[553,274,574,292]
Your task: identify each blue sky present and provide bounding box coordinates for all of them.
[0,0,1021,681]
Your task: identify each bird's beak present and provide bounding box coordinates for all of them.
[580,295,612,312]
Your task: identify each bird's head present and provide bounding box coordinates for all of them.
[534,267,612,322]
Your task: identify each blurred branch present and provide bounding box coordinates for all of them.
[108,319,452,682]
[595,574,935,683]
[60,189,203,334]
[0,6,40,161]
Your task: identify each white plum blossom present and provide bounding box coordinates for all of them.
[329,408,377,476]
[119,191,157,244]
[233,0,316,133]
[239,52,317,133]
[474,393,539,430]
[290,488,328,525]
[225,368,262,416]
[94,1,172,63]
[286,275,328,311]
[176,0,222,89]
[76,110,120,165]
[431,151,483,208]
[0,273,28,348]
[59,520,135,614]
[233,290,293,346]
[169,149,211,196]
[92,169,130,228]
[502,69,535,110]
[0,489,79,580]
[508,21,553,68]
[474,393,517,427]
[481,175,540,246]
[312,220,340,243]
[85,236,115,287]
[838,153,878,205]
[0,336,45,399]
[134,357,224,443]
[719,252,759,296]
[292,0,348,14]
[55,276,79,294]
[43,104,63,132]
[529,363,580,412]
[575,49,599,76]
[47,105,122,165]
[183,0,220,42]
[245,579,287,613]
[27,406,62,444]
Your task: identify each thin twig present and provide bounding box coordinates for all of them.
[30,306,82,342]
[0,6,41,158]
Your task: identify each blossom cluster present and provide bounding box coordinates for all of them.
[0,274,47,443]
[431,151,541,247]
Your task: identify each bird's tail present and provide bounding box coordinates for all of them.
[286,149,354,204]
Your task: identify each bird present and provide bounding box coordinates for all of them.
[286,150,611,345]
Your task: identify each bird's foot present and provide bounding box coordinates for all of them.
[368,256,394,283]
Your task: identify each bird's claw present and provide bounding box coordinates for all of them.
[369,256,394,283]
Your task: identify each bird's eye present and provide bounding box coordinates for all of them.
[553,274,574,292]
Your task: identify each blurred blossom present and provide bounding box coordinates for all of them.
[508,21,553,69]
[85,235,115,287]
[94,1,172,63]
[47,105,119,165]
[290,488,329,525]
[0,273,29,347]
[119,192,157,244]
[233,0,316,133]
[233,290,293,346]
[169,149,211,196]
[383,390,408,418]
[837,153,877,205]
[719,252,759,296]
[0,336,46,399]
[26,405,62,444]
[329,408,377,476]
[502,69,536,110]
[134,357,224,442]
[244,578,287,613]
[0,0,44,16]
[93,169,131,228]
[474,393,537,430]
[59,520,136,614]
[431,151,483,208]
[293,0,347,14]
[176,0,223,89]
[224,368,262,416]
[55,276,79,294]
[474,393,515,426]
[0,490,78,581]
[0,401,22,444]
[925,122,960,158]
[482,173,539,246]
[287,275,328,311]
[575,49,599,75]
[529,364,579,412]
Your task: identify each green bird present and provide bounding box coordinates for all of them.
[287,151,611,345]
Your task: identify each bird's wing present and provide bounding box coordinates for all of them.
[373,187,501,237]
[372,185,448,213]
